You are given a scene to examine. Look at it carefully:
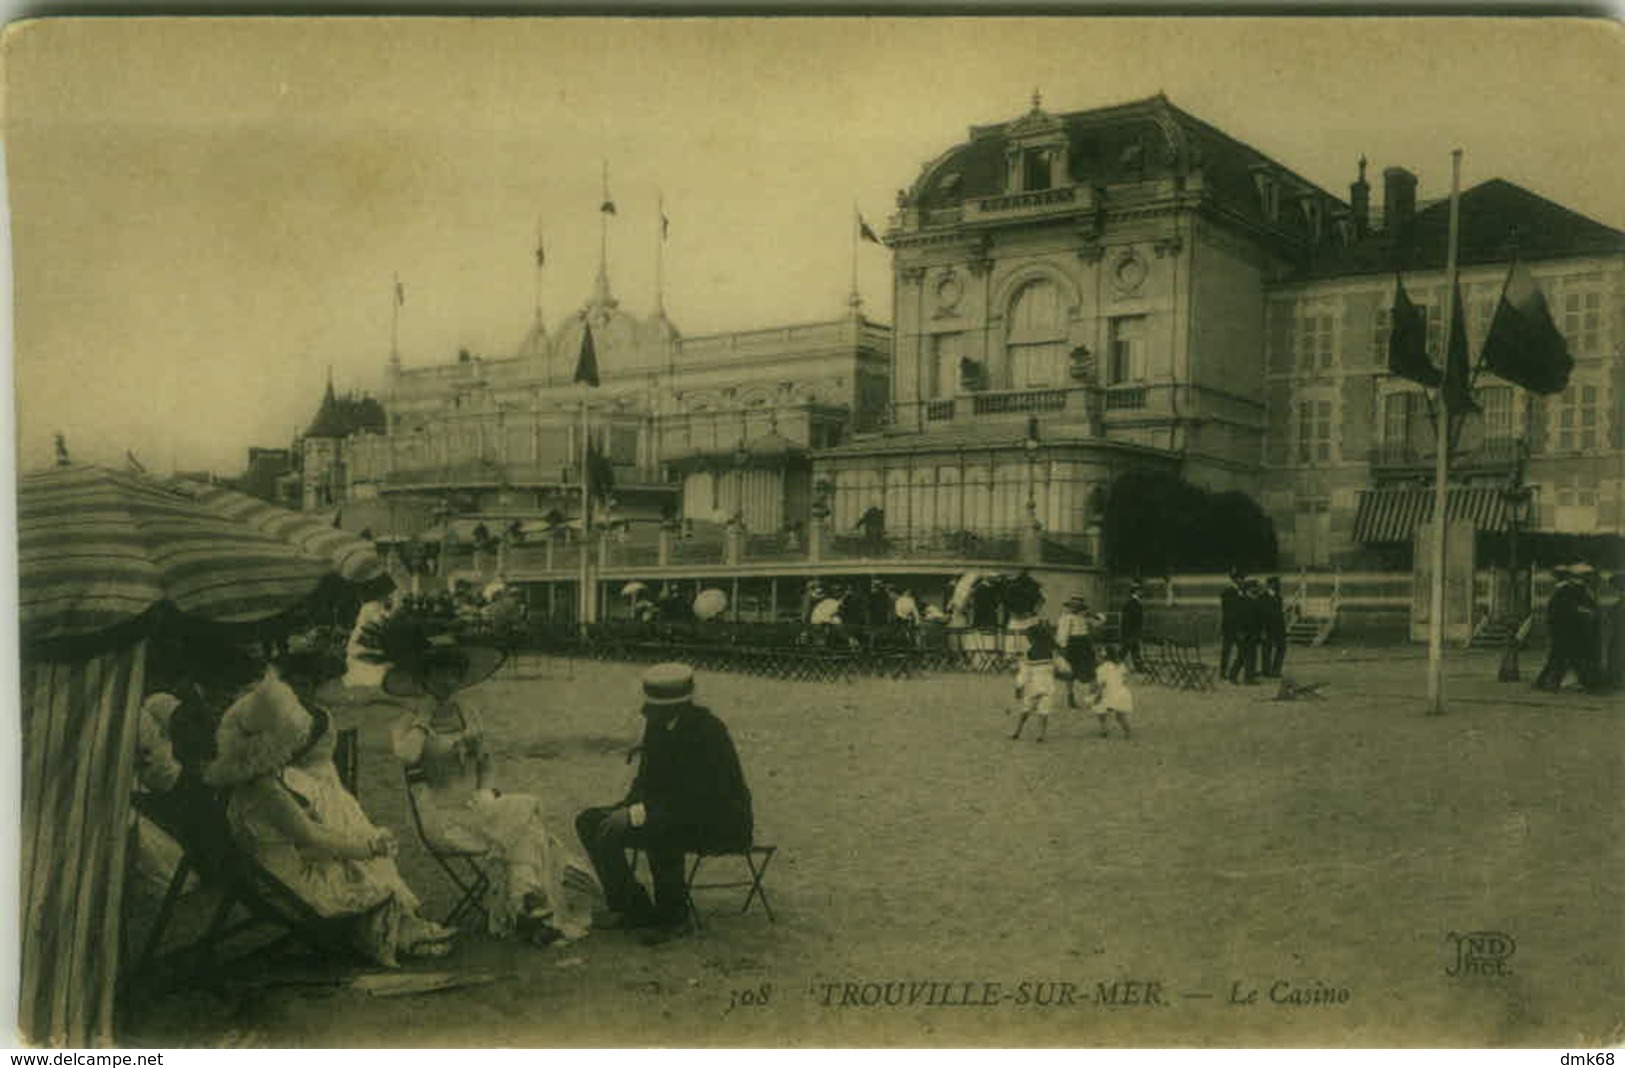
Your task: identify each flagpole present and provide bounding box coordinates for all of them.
[849,203,860,310]
[578,396,593,628]
[391,272,401,367]
[1426,148,1464,716]
[656,192,666,319]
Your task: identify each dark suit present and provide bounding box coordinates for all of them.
[1219,583,1245,679]
[1261,589,1288,677]
[1226,590,1262,684]
[576,704,753,925]
[1119,594,1145,670]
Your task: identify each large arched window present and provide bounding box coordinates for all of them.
[1005,279,1068,389]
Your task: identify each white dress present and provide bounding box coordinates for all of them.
[343,600,390,688]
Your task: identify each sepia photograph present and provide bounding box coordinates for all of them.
[4,15,1623,1050]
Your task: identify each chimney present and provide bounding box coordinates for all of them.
[1349,155,1370,238]
[1382,166,1417,236]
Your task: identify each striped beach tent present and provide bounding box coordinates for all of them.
[16,464,383,1045]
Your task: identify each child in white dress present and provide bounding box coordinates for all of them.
[1092,646,1134,739]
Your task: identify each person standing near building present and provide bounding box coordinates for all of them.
[1225,580,1263,685]
[1118,582,1145,672]
[1535,566,1594,691]
[1091,646,1134,739]
[1219,568,1247,682]
[1260,577,1288,678]
[1056,594,1101,709]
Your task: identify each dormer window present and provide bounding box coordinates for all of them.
[1023,148,1053,192]
[1251,165,1280,222]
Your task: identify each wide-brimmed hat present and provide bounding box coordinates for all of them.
[1063,594,1091,610]
[382,633,506,699]
[642,662,696,706]
[204,671,322,787]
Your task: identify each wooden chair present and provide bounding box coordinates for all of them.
[401,764,493,928]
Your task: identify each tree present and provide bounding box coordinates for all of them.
[1102,472,1277,575]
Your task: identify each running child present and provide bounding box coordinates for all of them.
[1010,622,1059,743]
[1092,645,1134,739]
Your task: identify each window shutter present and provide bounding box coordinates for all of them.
[1340,373,1374,461]
[1342,292,1377,371]
[1266,381,1293,465]
[1267,301,1295,375]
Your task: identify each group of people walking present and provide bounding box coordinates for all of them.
[1535,566,1625,694]
[1218,569,1288,685]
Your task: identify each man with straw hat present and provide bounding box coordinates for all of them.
[575,663,753,945]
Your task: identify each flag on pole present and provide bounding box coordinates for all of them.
[573,323,601,387]
[858,213,882,245]
[1387,277,1441,388]
[661,211,670,240]
[600,197,617,216]
[395,278,406,306]
[535,236,546,268]
[1442,284,1479,413]
[586,439,616,501]
[1480,260,1573,395]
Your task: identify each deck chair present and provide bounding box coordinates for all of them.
[1273,676,1327,701]
[128,790,377,984]
[402,764,493,928]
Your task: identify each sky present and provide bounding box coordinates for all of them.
[5,17,1622,477]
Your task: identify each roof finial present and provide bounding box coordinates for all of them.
[1358,154,1368,181]
[1031,88,1042,112]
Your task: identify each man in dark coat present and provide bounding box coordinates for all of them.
[1260,576,1288,678]
[576,663,753,943]
[1535,568,1600,691]
[1118,582,1145,671]
[1219,568,1247,682]
[1225,580,1264,684]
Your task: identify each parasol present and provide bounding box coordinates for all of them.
[622,580,649,598]
[16,464,385,1046]
[693,587,729,620]
[949,571,988,615]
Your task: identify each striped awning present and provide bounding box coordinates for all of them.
[1352,485,1511,544]
[19,465,384,647]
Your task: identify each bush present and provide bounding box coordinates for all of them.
[1103,472,1277,575]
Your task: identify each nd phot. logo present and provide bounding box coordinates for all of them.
[1446,931,1515,977]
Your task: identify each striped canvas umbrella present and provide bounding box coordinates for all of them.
[16,465,384,1045]
[19,465,384,649]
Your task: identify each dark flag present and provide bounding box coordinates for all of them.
[600,198,617,216]
[1387,277,1440,388]
[1442,284,1479,413]
[586,440,616,501]
[1480,260,1573,394]
[858,214,882,245]
[573,323,601,387]
[535,238,545,268]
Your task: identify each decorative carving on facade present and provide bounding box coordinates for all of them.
[932,268,964,316]
[899,265,927,285]
[1154,235,1185,259]
[1110,247,1149,296]
[1077,242,1106,265]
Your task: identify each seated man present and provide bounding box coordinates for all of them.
[575,663,753,945]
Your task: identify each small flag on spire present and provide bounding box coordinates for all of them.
[574,323,601,387]
[600,197,617,216]
[535,235,546,268]
[858,213,882,245]
[661,210,670,241]
[395,277,406,306]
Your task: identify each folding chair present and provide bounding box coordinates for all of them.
[402,764,493,928]
[629,843,778,930]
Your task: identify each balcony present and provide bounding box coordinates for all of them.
[1368,437,1522,476]
[971,186,1080,217]
[1103,386,1148,411]
[972,388,1069,416]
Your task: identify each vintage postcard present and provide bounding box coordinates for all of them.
[6,15,1623,1050]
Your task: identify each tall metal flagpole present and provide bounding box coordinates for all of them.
[391,272,402,366]
[849,203,860,310]
[1426,149,1464,715]
[578,395,592,628]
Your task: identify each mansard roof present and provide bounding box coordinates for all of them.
[907,93,1345,246]
[1296,178,1625,281]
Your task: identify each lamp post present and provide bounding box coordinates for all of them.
[1497,474,1534,683]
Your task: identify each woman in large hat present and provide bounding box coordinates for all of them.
[387,633,598,945]
[205,669,455,967]
[1056,593,1104,709]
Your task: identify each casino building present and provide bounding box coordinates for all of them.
[286,92,1623,624]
